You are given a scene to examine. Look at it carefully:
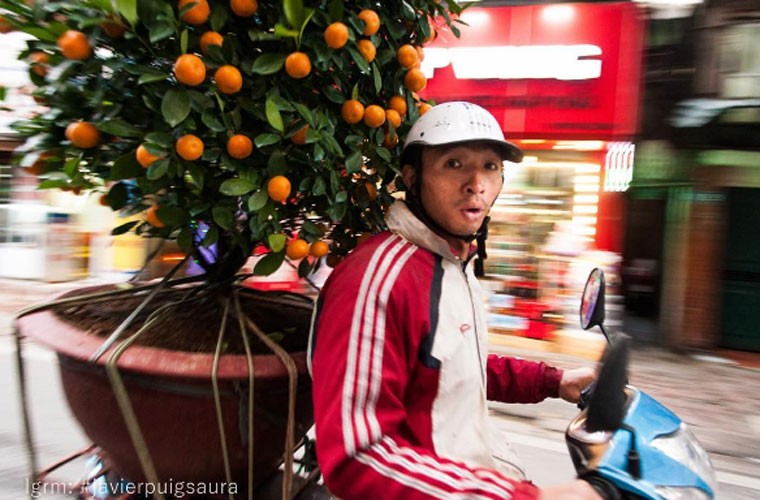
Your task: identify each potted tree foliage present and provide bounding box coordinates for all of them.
[2,0,465,497]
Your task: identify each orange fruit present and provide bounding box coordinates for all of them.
[178,0,210,25]
[101,19,126,38]
[175,134,204,160]
[363,104,385,128]
[214,65,242,94]
[267,175,291,202]
[286,238,310,260]
[397,44,419,69]
[146,205,165,228]
[424,25,437,44]
[418,102,432,115]
[341,99,364,125]
[326,253,342,268]
[382,131,399,148]
[357,39,376,63]
[174,54,206,86]
[0,15,13,34]
[290,125,309,145]
[57,30,91,60]
[357,9,380,36]
[26,151,52,176]
[404,68,427,92]
[29,51,49,77]
[136,144,162,168]
[284,51,311,79]
[226,134,253,159]
[309,240,329,258]
[365,181,377,201]
[230,0,258,17]
[416,45,425,63]
[324,22,348,49]
[385,108,401,128]
[65,121,100,149]
[199,31,223,55]
[389,95,407,116]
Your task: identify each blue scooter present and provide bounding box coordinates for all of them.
[570,268,718,499]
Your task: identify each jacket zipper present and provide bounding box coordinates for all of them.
[461,266,486,388]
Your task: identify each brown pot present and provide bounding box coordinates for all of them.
[17,284,314,491]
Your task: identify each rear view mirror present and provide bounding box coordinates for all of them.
[580,268,606,330]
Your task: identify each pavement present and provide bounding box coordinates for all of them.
[1,277,760,498]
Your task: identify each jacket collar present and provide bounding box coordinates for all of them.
[386,200,474,264]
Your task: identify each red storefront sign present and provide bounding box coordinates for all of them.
[420,2,646,140]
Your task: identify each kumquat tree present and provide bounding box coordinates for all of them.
[0,0,467,281]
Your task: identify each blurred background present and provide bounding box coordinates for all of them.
[3,1,760,498]
[5,0,760,359]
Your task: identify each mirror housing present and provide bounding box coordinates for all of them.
[580,268,606,330]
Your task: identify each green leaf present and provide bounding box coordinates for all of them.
[301,220,321,236]
[253,251,285,276]
[346,150,363,173]
[212,206,234,230]
[106,182,129,209]
[112,220,139,236]
[149,22,174,43]
[297,257,312,278]
[37,179,69,190]
[147,158,170,180]
[320,84,345,104]
[292,102,315,127]
[201,108,226,132]
[187,162,205,189]
[248,190,268,211]
[201,224,219,247]
[274,23,299,39]
[177,226,193,254]
[255,133,281,148]
[373,62,382,94]
[283,0,305,29]
[145,131,174,147]
[347,46,370,73]
[138,70,169,85]
[268,233,286,252]
[401,1,416,21]
[156,206,189,226]
[209,1,229,32]
[220,178,256,196]
[252,54,287,75]
[111,152,143,180]
[98,119,142,138]
[267,150,287,175]
[161,89,191,127]
[313,176,326,196]
[117,0,138,26]
[327,0,344,21]
[376,147,392,162]
[265,98,284,132]
[180,29,188,54]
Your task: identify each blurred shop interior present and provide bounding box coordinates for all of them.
[3,0,760,355]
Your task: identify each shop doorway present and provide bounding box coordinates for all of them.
[721,187,760,351]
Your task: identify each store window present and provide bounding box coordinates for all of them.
[719,23,760,98]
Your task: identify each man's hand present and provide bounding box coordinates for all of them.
[559,367,597,403]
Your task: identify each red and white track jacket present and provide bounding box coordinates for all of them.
[308,201,563,499]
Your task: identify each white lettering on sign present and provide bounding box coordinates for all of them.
[421,45,603,81]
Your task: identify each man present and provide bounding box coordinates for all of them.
[309,102,601,499]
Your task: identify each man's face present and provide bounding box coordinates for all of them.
[402,142,504,245]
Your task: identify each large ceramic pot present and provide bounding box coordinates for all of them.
[17,284,314,492]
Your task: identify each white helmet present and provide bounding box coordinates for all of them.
[401,101,523,165]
